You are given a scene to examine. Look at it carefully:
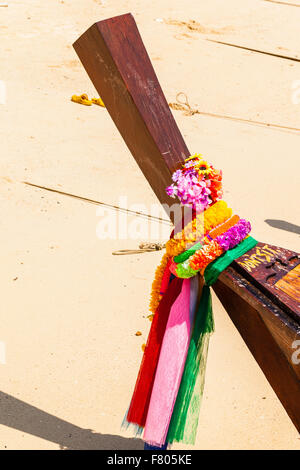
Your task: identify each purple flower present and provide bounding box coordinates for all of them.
[165,163,216,212]
[184,161,196,168]
[172,170,182,183]
[166,184,177,198]
[216,219,251,251]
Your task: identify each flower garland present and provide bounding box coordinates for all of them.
[189,219,251,271]
[150,200,233,313]
[166,154,222,211]
[149,253,170,314]
[205,214,240,241]
[168,219,251,278]
[168,215,240,279]
[126,152,256,448]
[149,154,252,313]
[165,200,232,257]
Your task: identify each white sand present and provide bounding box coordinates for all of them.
[0,0,299,449]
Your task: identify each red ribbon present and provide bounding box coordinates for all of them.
[126,275,183,427]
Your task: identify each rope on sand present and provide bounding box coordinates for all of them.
[112,242,166,255]
[23,181,172,226]
[72,91,300,133]
[169,92,300,133]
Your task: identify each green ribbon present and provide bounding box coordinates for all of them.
[204,236,258,285]
[173,242,202,278]
[173,237,258,281]
[174,242,202,264]
[167,285,214,444]
[166,236,258,445]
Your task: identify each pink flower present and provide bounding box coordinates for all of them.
[165,155,223,212]
[166,184,177,198]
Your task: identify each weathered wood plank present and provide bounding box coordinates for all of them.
[214,269,300,432]
[73,14,189,211]
[233,243,300,323]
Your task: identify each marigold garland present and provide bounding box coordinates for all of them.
[127,151,255,448]
[148,155,252,314]
[149,253,171,314]
[165,200,232,257]
[164,218,252,279]
[189,240,223,271]
[206,214,240,241]
[168,215,239,279]
[149,202,233,313]
[189,219,251,271]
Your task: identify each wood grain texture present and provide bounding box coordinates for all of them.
[73,13,300,325]
[215,269,300,432]
[275,265,300,303]
[233,243,300,323]
[73,14,189,212]
[73,13,300,431]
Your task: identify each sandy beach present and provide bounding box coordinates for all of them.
[0,0,299,449]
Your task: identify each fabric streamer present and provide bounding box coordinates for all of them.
[126,276,183,427]
[143,279,194,447]
[124,153,257,448]
[189,275,200,326]
[174,242,202,264]
[160,258,172,294]
[166,285,214,444]
[204,236,258,286]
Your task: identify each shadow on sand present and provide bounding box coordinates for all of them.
[265,219,300,235]
[0,391,143,450]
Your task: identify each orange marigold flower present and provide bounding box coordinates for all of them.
[165,201,232,257]
[208,215,240,239]
[189,240,223,271]
[149,253,170,314]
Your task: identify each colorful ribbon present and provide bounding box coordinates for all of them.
[143,279,193,447]
[124,154,258,446]
[126,276,183,427]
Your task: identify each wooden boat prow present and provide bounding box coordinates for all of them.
[73,13,300,433]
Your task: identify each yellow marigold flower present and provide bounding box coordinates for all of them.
[184,153,202,162]
[149,253,171,314]
[165,201,232,257]
[149,201,232,313]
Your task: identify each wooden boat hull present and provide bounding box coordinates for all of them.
[215,266,300,431]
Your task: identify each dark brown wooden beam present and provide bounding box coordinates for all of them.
[73,14,189,211]
[233,242,300,324]
[215,268,300,432]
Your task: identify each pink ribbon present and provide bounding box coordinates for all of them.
[143,277,197,446]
